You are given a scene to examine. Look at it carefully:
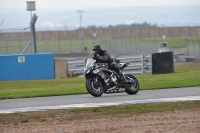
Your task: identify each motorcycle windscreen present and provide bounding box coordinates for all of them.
[84,58,96,73]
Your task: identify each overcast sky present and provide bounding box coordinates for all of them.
[1,0,200,10]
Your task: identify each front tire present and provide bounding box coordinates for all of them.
[85,77,104,97]
[124,74,139,95]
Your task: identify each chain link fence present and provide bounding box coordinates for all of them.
[0,38,165,55]
[0,36,200,61]
[170,40,200,60]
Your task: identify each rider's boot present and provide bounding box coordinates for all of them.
[117,70,127,84]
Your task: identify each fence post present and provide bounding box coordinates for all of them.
[141,54,144,75]
[6,40,8,54]
[104,39,107,50]
[134,39,138,55]
[82,38,84,52]
[138,39,141,54]
[0,32,1,54]
[153,40,157,53]
[100,38,103,49]
[144,40,147,54]
[70,39,72,53]
[125,38,128,54]
[129,38,133,54]
[108,39,111,52]
[185,39,189,56]
[43,40,46,52]
[198,40,200,60]
[142,39,145,54]
[114,38,119,55]
[45,40,49,52]
[19,40,22,53]
[120,39,123,54]
[192,40,195,57]
[149,54,153,74]
[58,39,60,53]
[30,14,38,53]
[111,38,115,54]
[149,40,153,53]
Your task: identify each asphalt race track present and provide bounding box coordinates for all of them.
[0,87,200,114]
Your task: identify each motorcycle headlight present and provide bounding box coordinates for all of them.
[84,66,88,73]
[84,67,91,74]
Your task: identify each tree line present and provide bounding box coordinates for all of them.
[78,22,158,30]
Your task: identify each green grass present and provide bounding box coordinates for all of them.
[0,78,86,99]
[138,71,200,90]
[68,101,200,115]
[0,63,200,99]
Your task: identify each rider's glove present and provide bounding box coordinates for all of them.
[92,52,96,59]
[93,54,99,60]
[95,54,100,59]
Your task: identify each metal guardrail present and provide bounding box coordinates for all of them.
[68,54,152,77]
[68,59,85,76]
[116,54,152,75]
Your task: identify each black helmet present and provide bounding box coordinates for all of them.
[92,44,102,51]
[92,44,102,54]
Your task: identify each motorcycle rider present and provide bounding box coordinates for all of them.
[92,44,126,83]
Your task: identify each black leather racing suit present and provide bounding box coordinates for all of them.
[93,50,124,79]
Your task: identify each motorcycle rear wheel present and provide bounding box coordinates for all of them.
[124,74,139,95]
[86,77,104,97]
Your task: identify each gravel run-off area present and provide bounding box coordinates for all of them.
[1,109,200,133]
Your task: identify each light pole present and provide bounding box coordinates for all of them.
[0,20,4,54]
[77,10,84,52]
[77,10,83,29]
[26,1,36,20]
[26,1,37,53]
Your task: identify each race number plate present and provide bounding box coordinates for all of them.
[93,69,100,74]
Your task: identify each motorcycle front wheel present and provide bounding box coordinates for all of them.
[85,77,104,97]
[124,74,139,95]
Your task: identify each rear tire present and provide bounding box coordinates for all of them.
[86,77,104,97]
[124,74,139,95]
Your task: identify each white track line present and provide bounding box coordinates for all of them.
[0,96,200,114]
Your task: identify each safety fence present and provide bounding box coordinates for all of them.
[1,38,200,61]
[68,54,152,77]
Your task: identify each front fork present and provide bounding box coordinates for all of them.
[93,76,100,88]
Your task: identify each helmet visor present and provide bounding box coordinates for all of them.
[93,49,100,54]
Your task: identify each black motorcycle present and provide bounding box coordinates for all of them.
[84,58,139,97]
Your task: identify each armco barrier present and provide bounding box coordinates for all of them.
[68,59,86,77]
[67,54,152,77]
[116,54,152,75]
[0,53,54,81]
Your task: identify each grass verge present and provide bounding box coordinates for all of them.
[0,101,199,125]
[0,63,200,99]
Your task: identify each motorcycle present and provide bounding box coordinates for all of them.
[84,58,139,97]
